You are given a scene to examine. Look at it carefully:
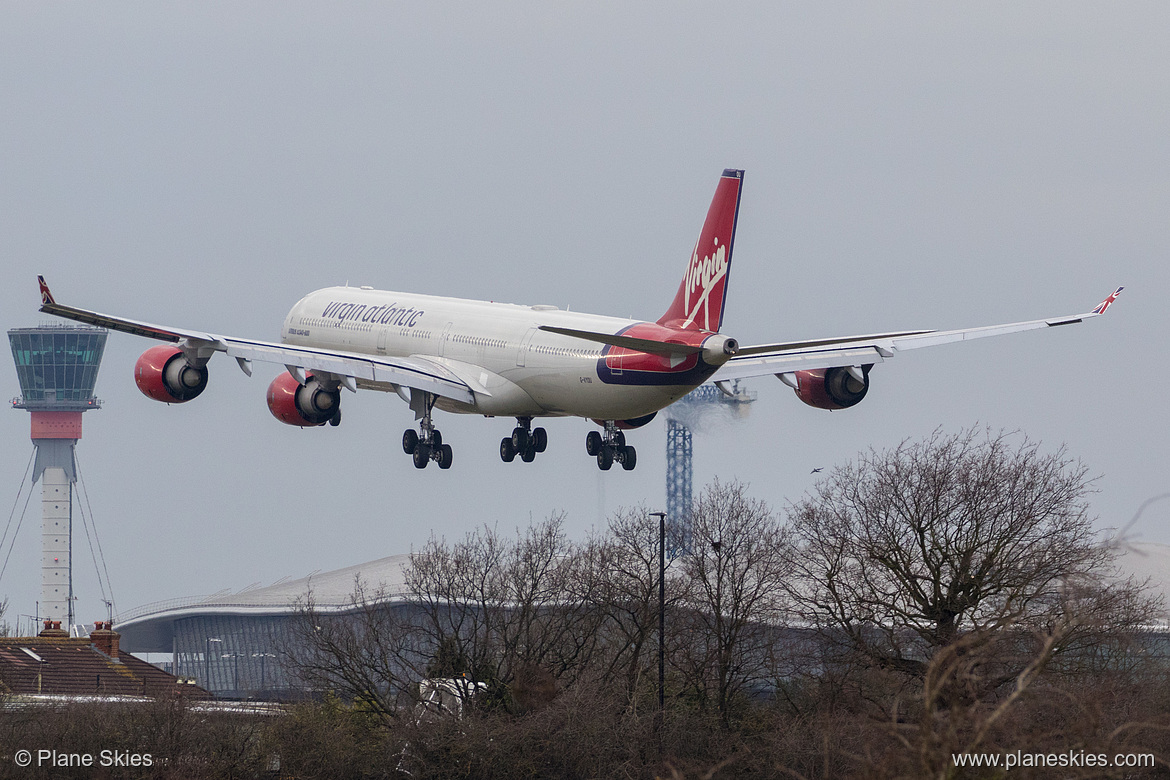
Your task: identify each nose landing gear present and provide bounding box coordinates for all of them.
[587,422,637,471]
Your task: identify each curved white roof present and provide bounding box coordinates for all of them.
[1114,541,1170,619]
[116,542,1170,654]
[116,554,411,652]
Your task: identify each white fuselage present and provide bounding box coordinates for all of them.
[280,287,716,421]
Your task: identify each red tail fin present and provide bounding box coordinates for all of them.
[657,169,743,331]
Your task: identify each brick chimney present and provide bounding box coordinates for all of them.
[90,621,120,660]
[38,619,68,638]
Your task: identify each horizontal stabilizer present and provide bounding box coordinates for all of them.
[538,325,703,357]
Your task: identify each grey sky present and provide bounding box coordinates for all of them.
[2,3,1167,627]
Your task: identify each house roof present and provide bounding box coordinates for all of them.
[0,636,210,700]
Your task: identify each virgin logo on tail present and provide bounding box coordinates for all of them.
[658,169,743,332]
[683,240,730,331]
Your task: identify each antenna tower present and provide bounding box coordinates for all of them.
[665,381,755,552]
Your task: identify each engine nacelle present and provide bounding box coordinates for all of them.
[700,334,739,366]
[266,372,341,427]
[134,345,209,403]
[591,412,658,430]
[792,366,870,410]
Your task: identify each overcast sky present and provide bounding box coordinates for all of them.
[1,3,1167,629]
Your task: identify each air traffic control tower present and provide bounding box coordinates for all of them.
[9,325,107,628]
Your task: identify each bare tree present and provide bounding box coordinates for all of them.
[270,455,1169,778]
[784,428,1163,774]
[407,513,606,711]
[592,506,687,703]
[286,580,421,724]
[673,479,794,725]
[787,430,1156,681]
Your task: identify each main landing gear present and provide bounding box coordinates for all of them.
[586,422,637,471]
[402,394,453,470]
[500,417,548,464]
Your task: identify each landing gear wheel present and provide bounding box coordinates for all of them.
[590,422,638,471]
[500,437,517,462]
[621,445,637,471]
[532,427,548,453]
[585,431,602,456]
[521,445,536,463]
[412,445,430,469]
[404,391,452,471]
[329,410,342,427]
[511,427,529,452]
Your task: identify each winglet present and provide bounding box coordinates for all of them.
[37,275,55,307]
[1090,286,1124,316]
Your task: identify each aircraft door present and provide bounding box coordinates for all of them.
[437,323,454,357]
[516,328,537,367]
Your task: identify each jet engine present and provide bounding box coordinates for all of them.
[790,366,870,410]
[591,412,658,430]
[266,372,341,427]
[616,411,658,429]
[134,345,209,403]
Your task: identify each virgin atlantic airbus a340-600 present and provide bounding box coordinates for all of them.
[36,170,1122,471]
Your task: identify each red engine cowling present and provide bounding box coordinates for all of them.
[792,366,870,410]
[266,372,341,427]
[134,345,209,403]
[591,412,658,430]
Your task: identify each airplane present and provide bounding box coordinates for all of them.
[35,169,1123,472]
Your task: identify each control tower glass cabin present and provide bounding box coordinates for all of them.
[10,326,106,413]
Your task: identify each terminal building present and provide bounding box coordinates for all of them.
[114,543,1170,699]
[116,555,413,698]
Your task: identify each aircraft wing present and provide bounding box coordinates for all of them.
[712,287,1124,382]
[36,276,474,404]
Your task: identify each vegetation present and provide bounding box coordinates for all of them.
[1,428,1165,778]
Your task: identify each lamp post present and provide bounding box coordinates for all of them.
[223,653,241,693]
[205,637,222,691]
[252,652,276,691]
[650,511,666,718]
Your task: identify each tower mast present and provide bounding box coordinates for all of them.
[664,381,755,554]
[9,325,107,630]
